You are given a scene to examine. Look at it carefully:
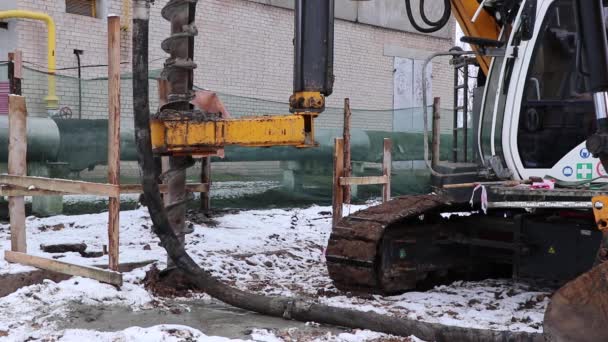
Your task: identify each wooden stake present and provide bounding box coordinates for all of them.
[8,50,22,95]
[382,138,392,202]
[432,97,441,168]
[8,95,27,253]
[200,157,211,212]
[332,138,344,228]
[107,15,121,271]
[343,98,352,204]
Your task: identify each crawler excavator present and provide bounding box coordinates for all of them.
[134,0,608,340]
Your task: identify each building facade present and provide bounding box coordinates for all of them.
[1,0,456,132]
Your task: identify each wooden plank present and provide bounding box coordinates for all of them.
[0,260,153,298]
[340,176,388,186]
[107,15,121,271]
[0,175,119,197]
[8,95,27,252]
[431,97,441,168]
[200,157,211,211]
[343,98,352,204]
[0,183,209,196]
[382,138,392,202]
[4,251,123,286]
[332,138,344,228]
[0,185,67,196]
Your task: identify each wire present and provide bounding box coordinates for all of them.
[22,56,165,73]
[405,0,451,33]
[57,63,129,71]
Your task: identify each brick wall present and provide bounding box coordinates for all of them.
[11,0,455,132]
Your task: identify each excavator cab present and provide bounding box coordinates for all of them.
[466,0,603,184]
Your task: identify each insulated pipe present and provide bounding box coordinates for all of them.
[0,10,58,111]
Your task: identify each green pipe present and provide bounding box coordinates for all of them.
[0,116,60,162]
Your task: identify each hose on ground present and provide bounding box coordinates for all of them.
[132,1,542,341]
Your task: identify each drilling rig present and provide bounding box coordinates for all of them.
[133,0,608,340]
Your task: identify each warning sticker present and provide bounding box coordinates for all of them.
[597,162,607,177]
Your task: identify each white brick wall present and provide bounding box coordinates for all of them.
[12,0,456,132]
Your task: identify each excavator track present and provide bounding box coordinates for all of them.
[326,194,454,294]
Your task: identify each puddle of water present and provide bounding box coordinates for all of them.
[56,298,345,339]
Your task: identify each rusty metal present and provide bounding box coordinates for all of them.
[289,91,325,114]
[593,196,608,232]
[326,194,450,293]
[160,0,199,264]
[151,114,313,154]
[544,261,608,342]
[325,193,551,294]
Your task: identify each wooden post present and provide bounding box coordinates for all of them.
[200,157,211,211]
[332,138,344,228]
[432,97,441,168]
[8,95,27,253]
[107,15,121,271]
[343,98,352,204]
[8,50,22,96]
[382,138,392,202]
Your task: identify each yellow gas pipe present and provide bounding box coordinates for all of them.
[0,10,58,111]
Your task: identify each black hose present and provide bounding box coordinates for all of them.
[405,0,451,33]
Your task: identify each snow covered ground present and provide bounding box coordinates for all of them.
[0,203,550,341]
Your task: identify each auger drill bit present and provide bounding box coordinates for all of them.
[159,0,199,264]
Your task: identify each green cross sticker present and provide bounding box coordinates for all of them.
[576,163,593,179]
